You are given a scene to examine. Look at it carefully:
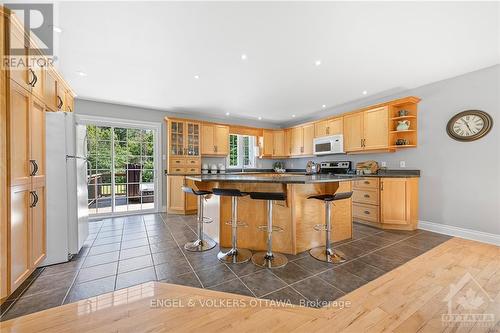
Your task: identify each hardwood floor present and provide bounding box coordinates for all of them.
[1,237,498,332]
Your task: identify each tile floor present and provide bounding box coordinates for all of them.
[0,213,452,321]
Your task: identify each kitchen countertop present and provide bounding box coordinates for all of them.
[186,173,359,184]
[169,169,420,178]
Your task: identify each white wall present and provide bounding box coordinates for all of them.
[285,65,500,235]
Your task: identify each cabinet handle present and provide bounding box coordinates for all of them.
[30,159,38,176]
[28,68,36,86]
[364,180,370,184]
[57,96,64,109]
[364,210,370,215]
[32,72,38,87]
[326,127,330,135]
[364,194,370,198]
[30,191,38,208]
[381,182,384,191]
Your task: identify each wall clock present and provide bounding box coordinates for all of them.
[446,110,493,142]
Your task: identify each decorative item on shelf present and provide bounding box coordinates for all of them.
[305,161,319,174]
[398,109,409,117]
[273,161,286,173]
[202,163,209,174]
[446,110,493,142]
[395,139,410,146]
[396,120,411,131]
[210,164,218,174]
[356,160,379,175]
[218,163,226,174]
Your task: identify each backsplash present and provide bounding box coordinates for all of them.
[201,157,278,170]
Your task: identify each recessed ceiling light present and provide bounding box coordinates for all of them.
[315,60,322,66]
[225,112,230,116]
[362,90,368,95]
[258,116,262,120]
[194,75,200,79]
[241,54,247,60]
[76,71,87,77]
[52,25,62,33]
[322,104,326,108]
[292,115,296,118]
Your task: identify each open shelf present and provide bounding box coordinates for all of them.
[390,145,417,149]
[391,115,417,120]
[390,130,416,134]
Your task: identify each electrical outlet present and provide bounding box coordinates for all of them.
[290,162,294,168]
[381,161,387,167]
[400,161,406,168]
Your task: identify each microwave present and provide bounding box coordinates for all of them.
[313,135,344,155]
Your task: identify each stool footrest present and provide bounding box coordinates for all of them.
[224,221,248,227]
[313,224,331,232]
[198,216,213,224]
[257,225,284,232]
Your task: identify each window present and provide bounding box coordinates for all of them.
[228,134,256,168]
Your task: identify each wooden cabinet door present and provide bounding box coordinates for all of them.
[273,130,285,157]
[343,112,363,152]
[56,83,65,111]
[327,117,343,135]
[29,43,45,100]
[284,129,291,156]
[167,176,185,212]
[262,130,274,156]
[290,127,303,156]
[380,178,408,225]
[185,122,200,157]
[201,124,215,155]
[214,125,229,155]
[8,18,30,90]
[30,97,45,184]
[30,183,46,267]
[364,107,388,150]
[10,184,31,291]
[185,179,197,211]
[302,124,314,155]
[9,80,31,187]
[44,68,58,111]
[169,121,185,156]
[65,90,74,112]
[314,120,328,138]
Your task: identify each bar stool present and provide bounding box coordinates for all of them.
[181,186,216,252]
[249,192,288,268]
[307,191,353,263]
[212,188,252,264]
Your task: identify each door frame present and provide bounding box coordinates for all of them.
[75,115,162,218]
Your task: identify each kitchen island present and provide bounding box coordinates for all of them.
[187,173,356,255]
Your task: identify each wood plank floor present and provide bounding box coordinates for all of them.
[1,237,498,332]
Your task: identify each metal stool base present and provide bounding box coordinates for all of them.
[184,238,216,252]
[251,252,288,268]
[217,248,252,264]
[310,247,346,263]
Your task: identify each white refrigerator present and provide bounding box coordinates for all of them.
[43,112,89,265]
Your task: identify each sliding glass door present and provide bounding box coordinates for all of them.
[86,125,157,216]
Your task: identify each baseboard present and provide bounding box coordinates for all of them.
[419,220,500,246]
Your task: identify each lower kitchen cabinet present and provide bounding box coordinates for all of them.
[353,177,418,230]
[167,175,197,214]
[30,183,46,268]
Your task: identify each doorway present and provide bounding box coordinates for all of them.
[83,121,160,216]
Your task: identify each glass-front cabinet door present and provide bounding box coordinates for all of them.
[186,122,200,156]
[170,121,185,156]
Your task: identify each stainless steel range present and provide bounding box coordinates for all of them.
[319,161,352,175]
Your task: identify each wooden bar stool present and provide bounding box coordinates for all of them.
[307,191,353,263]
[181,186,216,252]
[212,188,252,264]
[249,192,288,268]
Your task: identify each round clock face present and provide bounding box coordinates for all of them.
[447,110,493,141]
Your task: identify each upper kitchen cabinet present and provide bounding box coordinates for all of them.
[343,107,389,152]
[261,130,286,158]
[7,15,30,91]
[28,38,45,101]
[168,119,201,157]
[314,117,343,138]
[290,124,314,156]
[201,123,229,156]
[44,66,59,111]
[343,112,364,152]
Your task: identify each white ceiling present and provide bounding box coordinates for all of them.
[57,1,499,124]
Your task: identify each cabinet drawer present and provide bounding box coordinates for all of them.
[169,167,186,174]
[170,158,186,167]
[185,159,200,166]
[353,203,379,223]
[352,189,379,205]
[353,178,379,190]
[185,167,200,174]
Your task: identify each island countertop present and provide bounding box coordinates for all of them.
[186,173,359,184]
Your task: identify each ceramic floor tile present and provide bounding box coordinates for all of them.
[65,276,115,304]
[118,254,153,274]
[88,243,121,256]
[291,276,345,308]
[115,267,157,290]
[340,259,386,281]
[83,251,120,268]
[317,267,367,293]
[207,278,254,297]
[76,262,118,283]
[120,245,151,260]
[195,264,237,288]
[1,287,68,321]
[155,260,193,280]
[159,272,201,288]
[269,262,313,284]
[261,286,308,306]
[240,270,287,297]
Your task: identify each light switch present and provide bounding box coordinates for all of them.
[381,161,387,167]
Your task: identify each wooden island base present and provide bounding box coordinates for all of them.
[194,180,352,255]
